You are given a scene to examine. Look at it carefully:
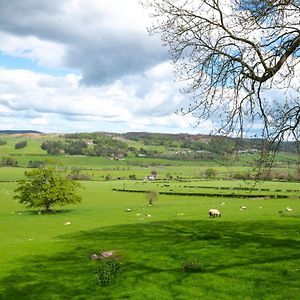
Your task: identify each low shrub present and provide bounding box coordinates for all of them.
[95,260,120,286]
[181,257,204,273]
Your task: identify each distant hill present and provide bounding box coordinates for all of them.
[0,130,43,134]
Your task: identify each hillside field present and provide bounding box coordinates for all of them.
[0,133,300,299]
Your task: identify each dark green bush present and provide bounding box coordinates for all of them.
[181,257,204,273]
[15,141,27,149]
[95,260,120,286]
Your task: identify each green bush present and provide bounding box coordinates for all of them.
[181,257,204,273]
[95,260,120,286]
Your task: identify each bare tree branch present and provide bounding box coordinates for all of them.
[142,0,300,167]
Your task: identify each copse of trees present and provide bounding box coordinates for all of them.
[41,141,65,155]
[15,141,27,149]
[1,157,18,167]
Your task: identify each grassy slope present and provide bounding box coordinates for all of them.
[1,180,300,299]
[1,134,300,299]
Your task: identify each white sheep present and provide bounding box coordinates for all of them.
[209,209,221,218]
[286,207,293,212]
[240,206,247,210]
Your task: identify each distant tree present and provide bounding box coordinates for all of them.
[105,174,112,181]
[67,168,91,181]
[15,141,27,149]
[165,172,173,180]
[0,140,6,146]
[146,190,159,205]
[129,174,137,180]
[204,168,218,178]
[14,167,82,213]
[150,170,158,179]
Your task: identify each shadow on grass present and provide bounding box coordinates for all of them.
[15,209,73,216]
[1,220,300,299]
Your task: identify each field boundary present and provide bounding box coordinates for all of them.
[112,188,289,199]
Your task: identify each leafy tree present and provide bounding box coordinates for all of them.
[14,167,82,213]
[129,174,137,180]
[143,0,300,160]
[204,168,218,178]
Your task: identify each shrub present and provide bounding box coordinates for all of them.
[95,260,120,286]
[28,160,45,168]
[0,140,6,146]
[181,257,204,273]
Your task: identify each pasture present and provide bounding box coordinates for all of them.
[1,133,300,299]
[1,176,300,299]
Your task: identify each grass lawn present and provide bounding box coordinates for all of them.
[1,179,300,299]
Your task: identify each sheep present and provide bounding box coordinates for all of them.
[240,206,247,210]
[126,208,132,212]
[209,209,221,218]
[286,207,293,212]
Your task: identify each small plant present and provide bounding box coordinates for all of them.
[95,260,120,286]
[181,257,204,273]
[146,190,159,205]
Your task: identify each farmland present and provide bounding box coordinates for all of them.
[0,132,300,299]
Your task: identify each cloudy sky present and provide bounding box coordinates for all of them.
[0,0,205,134]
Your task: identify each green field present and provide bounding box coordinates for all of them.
[1,134,300,299]
[1,177,300,299]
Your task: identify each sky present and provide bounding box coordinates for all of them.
[0,0,207,134]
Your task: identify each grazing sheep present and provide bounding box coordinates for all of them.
[221,202,225,206]
[126,208,132,212]
[209,209,221,218]
[240,206,247,210]
[286,207,293,212]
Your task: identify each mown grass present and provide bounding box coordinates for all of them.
[1,180,300,299]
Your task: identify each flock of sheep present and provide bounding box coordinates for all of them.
[126,204,294,219]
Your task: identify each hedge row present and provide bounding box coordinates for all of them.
[112,188,289,199]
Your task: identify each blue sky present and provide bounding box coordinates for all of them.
[0,0,206,134]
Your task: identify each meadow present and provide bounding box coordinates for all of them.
[1,134,300,299]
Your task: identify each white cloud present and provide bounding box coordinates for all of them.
[0,64,200,133]
[0,33,66,68]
